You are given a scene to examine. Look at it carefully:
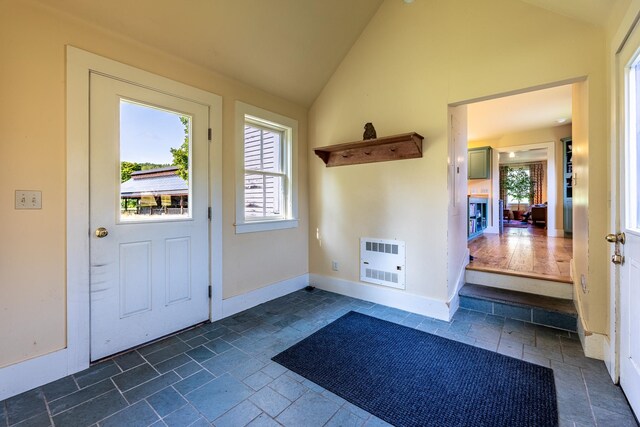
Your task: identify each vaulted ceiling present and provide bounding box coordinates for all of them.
[520,0,623,27]
[33,0,384,107]
[33,0,619,107]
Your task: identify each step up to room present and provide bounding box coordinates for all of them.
[465,267,573,299]
[459,283,577,332]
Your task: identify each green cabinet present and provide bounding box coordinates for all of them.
[562,137,572,235]
[468,147,492,179]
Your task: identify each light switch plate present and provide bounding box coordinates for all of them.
[15,190,42,209]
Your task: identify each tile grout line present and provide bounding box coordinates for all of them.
[49,386,118,420]
[580,367,599,426]
[163,384,194,421]
[70,374,81,392]
[42,389,55,427]
[109,376,128,406]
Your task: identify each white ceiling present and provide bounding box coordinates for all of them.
[499,148,548,165]
[31,0,615,108]
[467,84,572,141]
[33,0,384,107]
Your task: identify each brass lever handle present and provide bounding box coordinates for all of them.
[605,232,626,245]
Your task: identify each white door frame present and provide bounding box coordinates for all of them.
[490,142,558,237]
[608,4,640,384]
[66,46,223,373]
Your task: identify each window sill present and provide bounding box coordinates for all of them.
[235,219,299,234]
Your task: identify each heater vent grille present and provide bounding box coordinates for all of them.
[360,238,405,289]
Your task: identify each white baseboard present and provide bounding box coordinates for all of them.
[221,274,309,318]
[577,316,606,360]
[603,336,616,382]
[0,275,309,401]
[548,228,565,237]
[0,349,70,401]
[309,274,450,321]
[447,248,470,318]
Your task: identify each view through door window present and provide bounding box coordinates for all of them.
[120,100,192,221]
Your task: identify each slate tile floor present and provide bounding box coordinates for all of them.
[1,289,637,427]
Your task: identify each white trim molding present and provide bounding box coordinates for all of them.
[310,274,451,321]
[577,315,607,360]
[221,274,309,318]
[447,248,470,318]
[491,141,558,237]
[235,219,299,234]
[0,350,68,401]
[548,228,565,237]
[234,101,299,234]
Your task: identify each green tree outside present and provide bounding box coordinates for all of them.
[121,161,142,182]
[170,116,190,181]
[504,167,532,212]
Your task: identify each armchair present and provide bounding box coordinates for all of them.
[531,206,547,226]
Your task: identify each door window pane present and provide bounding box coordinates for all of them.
[119,100,191,221]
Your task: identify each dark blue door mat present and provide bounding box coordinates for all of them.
[273,311,558,427]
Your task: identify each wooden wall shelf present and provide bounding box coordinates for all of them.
[314,132,423,167]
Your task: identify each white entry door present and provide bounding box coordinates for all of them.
[90,73,210,360]
[618,25,640,418]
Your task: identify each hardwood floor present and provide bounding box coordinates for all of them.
[467,224,573,282]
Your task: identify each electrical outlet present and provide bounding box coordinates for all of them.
[15,190,42,209]
[331,261,339,271]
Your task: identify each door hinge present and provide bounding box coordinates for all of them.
[208,207,212,220]
[208,128,212,141]
[208,285,212,299]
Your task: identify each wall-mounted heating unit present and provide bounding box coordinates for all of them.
[360,238,406,289]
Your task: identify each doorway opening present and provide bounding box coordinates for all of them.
[462,84,576,293]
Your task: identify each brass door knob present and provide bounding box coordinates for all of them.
[605,232,626,245]
[95,227,109,238]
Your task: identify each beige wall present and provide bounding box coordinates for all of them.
[308,0,608,336]
[571,81,604,335]
[0,1,308,368]
[469,124,572,230]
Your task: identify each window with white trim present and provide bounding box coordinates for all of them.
[244,121,285,219]
[506,167,531,205]
[235,102,298,233]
